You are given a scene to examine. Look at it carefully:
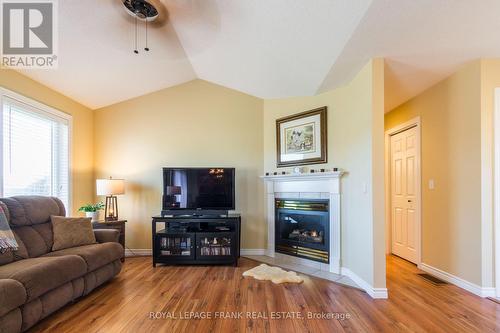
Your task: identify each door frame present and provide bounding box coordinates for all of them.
[494,88,500,297]
[385,117,422,265]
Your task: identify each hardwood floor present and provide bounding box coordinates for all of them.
[28,255,500,333]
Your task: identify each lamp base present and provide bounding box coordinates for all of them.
[105,195,119,221]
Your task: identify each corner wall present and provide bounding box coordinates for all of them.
[0,69,95,214]
[94,80,265,250]
[264,59,386,293]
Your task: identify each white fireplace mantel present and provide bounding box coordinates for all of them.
[261,171,344,274]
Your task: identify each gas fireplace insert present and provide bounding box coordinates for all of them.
[275,199,329,263]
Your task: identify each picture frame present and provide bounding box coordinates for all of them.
[276,106,327,167]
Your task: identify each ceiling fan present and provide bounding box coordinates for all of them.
[122,0,160,53]
[116,0,219,58]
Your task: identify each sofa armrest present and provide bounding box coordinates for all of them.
[94,229,120,243]
[0,279,26,317]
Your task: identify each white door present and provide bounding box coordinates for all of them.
[391,126,419,263]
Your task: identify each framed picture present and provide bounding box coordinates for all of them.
[276,106,327,167]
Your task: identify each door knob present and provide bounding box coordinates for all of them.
[408,200,412,203]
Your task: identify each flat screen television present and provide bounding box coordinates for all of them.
[162,167,235,215]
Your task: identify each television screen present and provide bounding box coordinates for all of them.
[162,168,235,211]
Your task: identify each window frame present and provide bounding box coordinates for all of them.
[0,87,73,213]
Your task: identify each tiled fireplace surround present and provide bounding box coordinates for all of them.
[261,172,343,274]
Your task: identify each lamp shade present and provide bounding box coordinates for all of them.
[96,178,125,196]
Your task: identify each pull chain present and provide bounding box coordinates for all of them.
[145,18,149,51]
[134,15,139,54]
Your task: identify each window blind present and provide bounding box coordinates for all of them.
[2,96,70,209]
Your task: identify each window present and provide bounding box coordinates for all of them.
[0,90,71,210]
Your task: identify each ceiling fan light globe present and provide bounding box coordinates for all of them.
[123,0,159,22]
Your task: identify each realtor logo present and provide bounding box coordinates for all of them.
[1,0,58,68]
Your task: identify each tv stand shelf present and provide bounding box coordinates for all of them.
[152,214,241,267]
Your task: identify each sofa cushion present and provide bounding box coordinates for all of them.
[0,196,65,227]
[43,242,123,272]
[0,251,13,266]
[10,232,28,261]
[0,256,86,301]
[11,224,52,258]
[51,216,96,251]
[0,196,66,258]
[83,260,121,295]
[0,279,26,317]
[0,308,22,333]
[21,282,76,332]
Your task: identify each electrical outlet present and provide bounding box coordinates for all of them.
[428,179,435,190]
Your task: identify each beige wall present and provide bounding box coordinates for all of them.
[385,61,483,285]
[94,80,265,250]
[264,59,386,288]
[0,69,94,215]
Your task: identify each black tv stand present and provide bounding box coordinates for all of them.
[152,214,241,267]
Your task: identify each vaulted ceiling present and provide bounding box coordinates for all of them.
[17,0,500,110]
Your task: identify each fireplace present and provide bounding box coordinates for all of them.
[275,199,329,263]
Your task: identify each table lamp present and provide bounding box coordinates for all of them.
[166,185,182,208]
[96,177,125,221]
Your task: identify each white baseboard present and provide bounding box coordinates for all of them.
[125,249,152,257]
[341,267,388,299]
[482,288,496,297]
[418,263,495,298]
[265,249,275,257]
[240,249,266,256]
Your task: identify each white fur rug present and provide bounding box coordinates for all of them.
[242,264,304,284]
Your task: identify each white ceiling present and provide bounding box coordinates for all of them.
[320,0,500,111]
[16,0,500,110]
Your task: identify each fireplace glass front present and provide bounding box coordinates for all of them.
[275,199,329,263]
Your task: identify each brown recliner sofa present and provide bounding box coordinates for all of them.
[0,196,123,333]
